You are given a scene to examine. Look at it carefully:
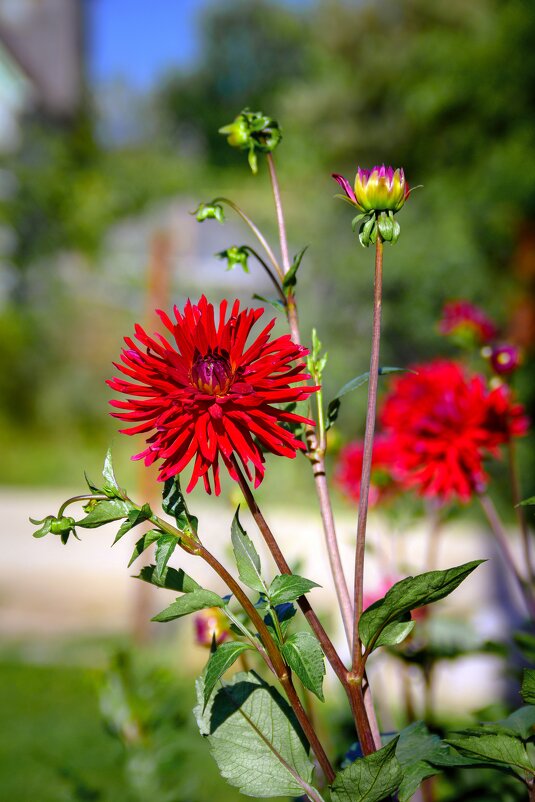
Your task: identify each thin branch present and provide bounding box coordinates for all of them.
[212,196,283,279]
[243,245,287,303]
[352,235,383,669]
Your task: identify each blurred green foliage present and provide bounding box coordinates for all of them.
[2,0,535,486]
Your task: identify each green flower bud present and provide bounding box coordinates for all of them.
[219,108,282,173]
[193,202,225,224]
[217,246,250,273]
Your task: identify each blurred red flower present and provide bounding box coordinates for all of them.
[108,296,316,494]
[439,300,497,346]
[335,434,399,506]
[380,360,528,503]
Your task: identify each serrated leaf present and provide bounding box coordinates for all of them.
[155,534,177,580]
[77,498,132,529]
[269,574,320,606]
[394,721,450,802]
[194,670,315,798]
[137,564,201,592]
[152,589,225,622]
[445,730,535,778]
[203,642,254,709]
[231,508,265,593]
[282,246,307,294]
[113,504,152,545]
[162,476,198,534]
[127,529,161,567]
[359,560,483,654]
[282,632,325,701]
[522,669,535,705]
[326,367,407,429]
[331,738,402,802]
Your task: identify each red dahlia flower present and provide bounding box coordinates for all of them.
[108,296,317,495]
[335,434,399,506]
[439,300,497,346]
[380,360,528,503]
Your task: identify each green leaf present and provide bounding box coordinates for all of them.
[231,508,266,593]
[102,448,121,496]
[282,632,325,701]
[203,642,254,709]
[331,738,402,802]
[282,246,307,294]
[359,560,483,654]
[127,529,161,567]
[31,517,53,538]
[162,477,198,535]
[155,534,177,581]
[112,504,152,545]
[326,367,407,429]
[194,670,315,798]
[77,498,132,529]
[498,706,535,739]
[252,293,285,312]
[445,730,535,779]
[264,603,297,642]
[152,589,225,622]
[522,669,535,705]
[137,564,201,593]
[519,495,535,506]
[269,574,321,606]
[394,721,450,802]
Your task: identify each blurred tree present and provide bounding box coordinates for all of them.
[155,0,308,162]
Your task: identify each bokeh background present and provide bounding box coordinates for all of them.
[2,1,535,800]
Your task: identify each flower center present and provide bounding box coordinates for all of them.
[190,352,233,396]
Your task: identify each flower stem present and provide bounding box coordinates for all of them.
[243,245,287,303]
[508,440,535,584]
[148,507,335,782]
[265,152,353,646]
[479,493,535,619]
[231,457,377,755]
[352,234,384,670]
[212,196,284,279]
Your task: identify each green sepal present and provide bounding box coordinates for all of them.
[359,560,484,654]
[194,670,315,799]
[30,516,53,538]
[331,737,402,802]
[136,564,201,592]
[231,507,266,594]
[358,215,377,247]
[282,246,307,295]
[282,631,325,701]
[247,146,258,174]
[377,211,393,241]
[351,212,370,230]
[268,574,320,606]
[203,642,254,710]
[152,589,225,623]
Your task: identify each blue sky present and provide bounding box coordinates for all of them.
[88,0,314,90]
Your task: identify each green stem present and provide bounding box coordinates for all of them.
[353,235,383,670]
[243,245,287,303]
[146,508,335,781]
[212,196,283,279]
[58,494,108,517]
